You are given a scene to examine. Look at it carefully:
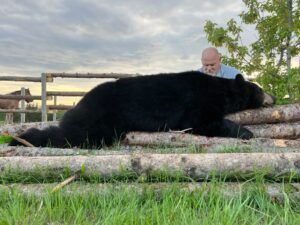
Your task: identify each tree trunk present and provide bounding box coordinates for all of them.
[0,153,300,180]
[124,132,300,148]
[226,103,300,125]
[286,0,293,72]
[246,122,300,139]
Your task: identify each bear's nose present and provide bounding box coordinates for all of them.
[263,93,276,106]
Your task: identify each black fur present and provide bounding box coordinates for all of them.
[10,71,271,148]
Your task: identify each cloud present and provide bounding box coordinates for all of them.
[3,0,271,101]
[0,0,247,76]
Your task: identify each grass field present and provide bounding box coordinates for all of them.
[0,146,299,224]
[0,179,299,225]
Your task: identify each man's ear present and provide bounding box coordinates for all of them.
[235,74,245,84]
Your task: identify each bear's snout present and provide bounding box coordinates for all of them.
[262,93,276,106]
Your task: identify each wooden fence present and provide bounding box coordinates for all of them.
[0,73,137,123]
[0,75,44,123]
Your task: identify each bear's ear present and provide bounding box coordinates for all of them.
[235,74,245,84]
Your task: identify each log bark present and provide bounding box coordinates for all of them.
[0,153,300,180]
[124,132,300,148]
[0,121,58,136]
[0,146,138,156]
[226,103,300,125]
[246,122,300,139]
[2,144,300,157]
[1,182,300,203]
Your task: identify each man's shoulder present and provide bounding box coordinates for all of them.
[220,64,240,73]
[220,64,241,79]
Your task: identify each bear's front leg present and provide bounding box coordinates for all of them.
[220,119,253,139]
[195,119,253,139]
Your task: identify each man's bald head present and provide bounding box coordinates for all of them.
[201,47,221,75]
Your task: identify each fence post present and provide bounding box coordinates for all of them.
[41,73,47,122]
[20,87,26,123]
[53,96,57,121]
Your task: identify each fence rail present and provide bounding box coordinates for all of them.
[0,109,41,113]
[46,72,137,79]
[0,95,50,101]
[48,105,73,110]
[47,91,86,96]
[0,76,41,82]
[1,72,138,123]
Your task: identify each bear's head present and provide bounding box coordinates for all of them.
[235,74,276,109]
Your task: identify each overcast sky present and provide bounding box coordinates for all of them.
[0,0,258,101]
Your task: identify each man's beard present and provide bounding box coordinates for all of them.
[204,70,217,76]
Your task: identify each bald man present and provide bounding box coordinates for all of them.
[199,47,242,79]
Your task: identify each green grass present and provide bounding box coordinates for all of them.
[0,135,13,144]
[0,181,299,225]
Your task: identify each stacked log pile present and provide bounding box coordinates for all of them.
[0,103,300,200]
[227,103,300,140]
[123,103,300,148]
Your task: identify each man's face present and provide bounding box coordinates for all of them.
[201,54,221,76]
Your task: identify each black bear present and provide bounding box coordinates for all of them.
[10,71,275,148]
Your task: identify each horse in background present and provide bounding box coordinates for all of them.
[0,89,33,124]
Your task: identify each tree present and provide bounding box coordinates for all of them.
[204,0,300,103]
[204,0,299,74]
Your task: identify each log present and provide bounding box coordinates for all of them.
[1,182,300,203]
[2,144,300,157]
[246,122,300,139]
[0,153,300,180]
[0,146,138,156]
[226,103,300,125]
[124,132,300,148]
[0,121,58,136]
